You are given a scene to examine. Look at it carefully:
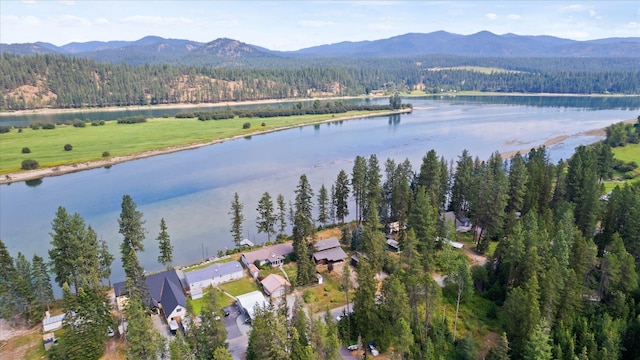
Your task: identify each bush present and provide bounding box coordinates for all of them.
[0,125,11,133]
[242,122,251,129]
[102,151,110,157]
[21,147,31,154]
[73,120,86,128]
[91,121,101,126]
[42,123,55,129]
[99,120,105,125]
[21,159,39,170]
[261,122,266,127]
[303,289,313,303]
[162,114,170,118]
[64,144,73,151]
[29,123,41,130]
[64,120,73,126]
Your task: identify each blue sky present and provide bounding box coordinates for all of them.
[1,1,639,50]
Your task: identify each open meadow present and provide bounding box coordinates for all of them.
[0,110,397,175]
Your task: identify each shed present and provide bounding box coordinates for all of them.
[42,313,65,333]
[386,239,400,252]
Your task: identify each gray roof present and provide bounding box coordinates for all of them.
[242,243,293,264]
[43,313,65,326]
[185,261,243,284]
[160,277,186,315]
[313,237,341,252]
[313,246,348,262]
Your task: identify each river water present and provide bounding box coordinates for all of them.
[1,96,638,290]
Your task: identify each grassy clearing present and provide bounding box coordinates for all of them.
[300,269,348,314]
[181,256,235,273]
[602,143,640,192]
[1,328,46,360]
[218,277,260,297]
[0,110,395,174]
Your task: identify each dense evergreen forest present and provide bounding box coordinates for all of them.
[2,118,639,359]
[1,53,639,110]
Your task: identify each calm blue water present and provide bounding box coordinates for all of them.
[1,96,638,293]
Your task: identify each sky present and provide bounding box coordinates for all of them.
[1,1,639,51]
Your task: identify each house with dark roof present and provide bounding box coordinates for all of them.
[113,269,187,322]
[184,261,245,299]
[160,277,187,323]
[441,211,472,232]
[312,237,348,264]
[241,243,293,268]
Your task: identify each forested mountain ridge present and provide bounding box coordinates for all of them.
[2,52,640,111]
[2,31,640,61]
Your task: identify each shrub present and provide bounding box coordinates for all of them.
[64,144,73,151]
[42,123,55,129]
[21,147,31,154]
[99,120,105,125]
[21,159,39,170]
[0,125,10,133]
[102,151,110,157]
[64,120,73,126]
[303,289,313,303]
[162,114,170,118]
[73,120,86,128]
[261,122,266,127]
[29,123,41,130]
[624,171,637,180]
[117,116,147,124]
[91,121,101,126]
[242,122,251,129]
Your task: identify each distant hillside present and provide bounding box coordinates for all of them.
[1,31,639,64]
[293,31,640,58]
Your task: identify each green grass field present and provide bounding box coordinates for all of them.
[0,110,393,174]
[603,142,640,192]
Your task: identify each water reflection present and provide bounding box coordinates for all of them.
[25,178,43,187]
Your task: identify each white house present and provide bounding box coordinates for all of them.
[261,274,290,297]
[185,261,245,299]
[160,277,187,323]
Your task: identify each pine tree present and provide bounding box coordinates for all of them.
[256,192,276,242]
[229,192,244,249]
[317,184,330,228]
[293,174,316,286]
[98,239,114,286]
[14,252,40,325]
[352,156,367,224]
[31,254,54,312]
[276,193,287,236]
[125,293,163,360]
[118,195,148,300]
[0,239,18,323]
[156,218,173,266]
[49,206,87,292]
[334,169,350,224]
[408,186,437,269]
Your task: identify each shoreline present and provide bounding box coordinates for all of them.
[0,108,410,184]
[0,95,387,117]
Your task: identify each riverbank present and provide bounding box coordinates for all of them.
[0,94,387,117]
[0,108,410,184]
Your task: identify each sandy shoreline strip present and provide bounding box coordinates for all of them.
[1,108,410,184]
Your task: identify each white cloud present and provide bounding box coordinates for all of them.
[58,0,75,5]
[485,13,498,20]
[119,15,193,26]
[623,21,639,30]
[507,14,521,20]
[297,20,332,28]
[559,30,590,39]
[54,14,92,27]
[1,14,40,26]
[368,23,393,31]
[559,4,587,13]
[20,0,36,3]
[94,18,109,25]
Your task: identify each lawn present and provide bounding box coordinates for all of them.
[612,142,640,164]
[300,267,350,314]
[218,277,260,297]
[0,109,398,174]
[181,256,235,273]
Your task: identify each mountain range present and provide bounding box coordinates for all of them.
[2,31,640,63]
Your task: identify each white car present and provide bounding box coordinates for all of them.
[369,343,379,356]
[347,345,359,351]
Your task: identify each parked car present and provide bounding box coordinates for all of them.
[347,344,359,351]
[368,342,379,356]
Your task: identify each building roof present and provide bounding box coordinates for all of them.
[113,269,183,309]
[242,243,293,264]
[42,313,65,326]
[236,290,268,319]
[313,237,341,252]
[261,274,290,295]
[387,239,400,249]
[160,277,187,316]
[240,239,254,247]
[313,246,348,262]
[185,261,243,285]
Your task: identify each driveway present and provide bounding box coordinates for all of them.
[225,303,252,360]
